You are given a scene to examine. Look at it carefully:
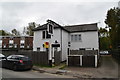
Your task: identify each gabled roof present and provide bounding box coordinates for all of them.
[33,20,68,32]
[63,23,98,32]
[33,20,98,33]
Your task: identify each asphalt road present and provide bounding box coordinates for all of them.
[1,68,73,79]
[0,55,119,79]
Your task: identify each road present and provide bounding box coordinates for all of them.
[0,55,119,79]
[1,68,73,79]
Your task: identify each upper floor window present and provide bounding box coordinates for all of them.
[9,40,14,44]
[42,31,51,39]
[71,34,82,42]
[20,40,25,44]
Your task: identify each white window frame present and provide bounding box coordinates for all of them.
[14,44,17,48]
[42,30,51,39]
[20,40,25,44]
[9,40,14,44]
[0,40,2,47]
[71,34,82,42]
[3,44,6,48]
[20,44,24,48]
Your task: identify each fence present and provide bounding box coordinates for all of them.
[111,49,120,64]
[68,50,99,67]
[2,50,61,66]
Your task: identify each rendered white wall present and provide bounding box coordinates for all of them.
[70,31,99,50]
[61,30,69,61]
[33,29,61,51]
[33,29,69,61]
[33,29,99,61]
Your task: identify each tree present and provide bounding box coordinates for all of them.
[26,22,36,36]
[0,30,11,36]
[99,27,109,37]
[11,29,20,36]
[99,28,111,50]
[105,7,120,49]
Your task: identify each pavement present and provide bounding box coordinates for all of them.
[32,55,119,79]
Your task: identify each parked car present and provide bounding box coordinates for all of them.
[0,53,5,61]
[0,53,6,67]
[99,51,109,55]
[2,55,33,71]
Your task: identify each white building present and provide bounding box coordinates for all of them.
[33,20,99,61]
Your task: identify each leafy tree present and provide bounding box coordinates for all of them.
[0,30,11,36]
[11,29,20,36]
[26,22,36,36]
[99,28,111,50]
[99,27,109,37]
[105,7,120,49]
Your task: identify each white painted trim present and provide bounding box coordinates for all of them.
[66,55,68,66]
[80,55,83,66]
[95,55,98,67]
[68,55,81,56]
[52,47,55,63]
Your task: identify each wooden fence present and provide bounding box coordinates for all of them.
[2,50,61,66]
[110,49,120,64]
[68,50,99,67]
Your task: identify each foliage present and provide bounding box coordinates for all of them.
[26,22,36,36]
[0,30,12,36]
[105,7,120,49]
[99,28,111,50]
[11,29,20,36]
[99,37,111,50]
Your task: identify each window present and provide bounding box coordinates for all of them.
[9,44,13,48]
[20,44,24,48]
[20,40,25,44]
[48,24,53,34]
[0,40,2,48]
[42,31,45,39]
[71,35,73,41]
[14,44,17,48]
[37,47,40,51]
[27,45,30,48]
[74,35,77,41]
[9,40,14,44]
[42,31,51,39]
[78,34,81,41]
[71,34,82,42]
[3,44,6,48]
[46,31,51,38]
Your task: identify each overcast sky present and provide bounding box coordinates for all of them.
[0,0,119,34]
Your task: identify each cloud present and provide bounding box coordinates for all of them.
[0,2,118,33]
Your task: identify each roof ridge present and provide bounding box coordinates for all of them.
[64,23,97,27]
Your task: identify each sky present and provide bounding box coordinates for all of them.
[0,0,119,34]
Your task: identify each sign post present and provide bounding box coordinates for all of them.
[47,20,54,67]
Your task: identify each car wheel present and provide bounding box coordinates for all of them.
[13,65,17,71]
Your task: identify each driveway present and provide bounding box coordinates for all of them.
[65,55,119,78]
